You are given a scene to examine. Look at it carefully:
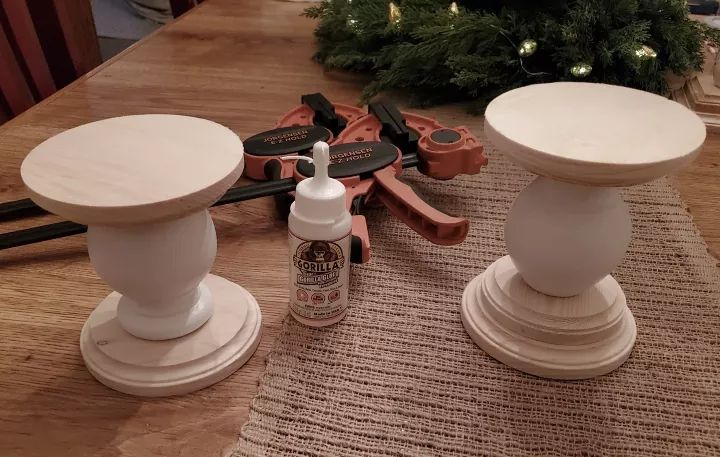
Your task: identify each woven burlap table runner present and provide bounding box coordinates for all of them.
[234,143,720,456]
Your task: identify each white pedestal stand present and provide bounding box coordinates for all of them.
[21,114,262,396]
[462,83,706,379]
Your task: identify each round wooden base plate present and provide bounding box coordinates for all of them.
[80,274,262,396]
[461,256,636,379]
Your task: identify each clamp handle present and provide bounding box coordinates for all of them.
[345,179,374,264]
[372,167,468,245]
[242,125,331,180]
[241,93,364,181]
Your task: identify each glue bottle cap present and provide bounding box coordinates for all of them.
[292,142,346,222]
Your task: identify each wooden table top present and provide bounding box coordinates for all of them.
[1,1,718,456]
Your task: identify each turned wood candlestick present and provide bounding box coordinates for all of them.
[462,83,706,379]
[21,114,262,396]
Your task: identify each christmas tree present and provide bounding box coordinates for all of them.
[305,0,720,111]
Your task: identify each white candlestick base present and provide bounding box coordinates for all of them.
[462,256,636,379]
[80,274,262,397]
[22,115,264,396]
[466,82,705,379]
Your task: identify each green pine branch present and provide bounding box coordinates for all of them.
[306,0,718,111]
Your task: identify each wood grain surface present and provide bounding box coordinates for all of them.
[21,114,244,225]
[0,1,718,456]
[485,82,707,186]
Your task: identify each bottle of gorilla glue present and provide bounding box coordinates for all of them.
[287,142,351,327]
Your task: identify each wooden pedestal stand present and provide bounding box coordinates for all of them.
[462,83,706,379]
[671,41,720,131]
[21,115,262,396]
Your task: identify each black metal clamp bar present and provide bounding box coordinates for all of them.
[0,155,420,251]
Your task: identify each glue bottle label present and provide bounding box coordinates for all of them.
[289,231,350,321]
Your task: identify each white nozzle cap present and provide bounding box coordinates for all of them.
[293,142,347,222]
[311,142,331,184]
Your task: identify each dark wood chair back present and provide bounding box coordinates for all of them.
[170,0,204,18]
[0,0,101,122]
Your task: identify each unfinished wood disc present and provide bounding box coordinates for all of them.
[21,114,244,225]
[461,256,636,379]
[485,82,706,186]
[80,274,262,397]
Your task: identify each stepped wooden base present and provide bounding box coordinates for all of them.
[461,256,637,379]
[80,274,262,397]
[672,74,720,131]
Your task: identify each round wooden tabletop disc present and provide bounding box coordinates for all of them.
[21,114,244,225]
[484,82,706,186]
[80,274,262,397]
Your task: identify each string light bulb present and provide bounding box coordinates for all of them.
[570,62,592,78]
[389,2,401,28]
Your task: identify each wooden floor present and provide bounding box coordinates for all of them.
[0,1,718,456]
